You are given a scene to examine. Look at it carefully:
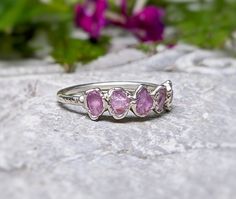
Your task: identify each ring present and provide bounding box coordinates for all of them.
[57,81,173,120]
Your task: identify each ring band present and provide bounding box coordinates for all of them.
[57,81,173,120]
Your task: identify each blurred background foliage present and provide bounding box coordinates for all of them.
[0,0,235,72]
[158,0,236,49]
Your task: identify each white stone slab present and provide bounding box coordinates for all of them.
[0,45,236,199]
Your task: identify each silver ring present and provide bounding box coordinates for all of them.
[57,81,173,120]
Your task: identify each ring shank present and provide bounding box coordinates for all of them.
[57,81,159,106]
[59,81,158,94]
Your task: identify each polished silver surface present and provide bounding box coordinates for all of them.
[57,81,173,120]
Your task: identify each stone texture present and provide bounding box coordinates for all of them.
[0,44,236,199]
[135,87,153,116]
[155,87,166,112]
[109,88,130,116]
[86,90,104,118]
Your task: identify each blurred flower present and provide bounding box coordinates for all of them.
[119,0,127,16]
[74,0,165,42]
[74,0,107,40]
[126,6,165,42]
[108,1,165,42]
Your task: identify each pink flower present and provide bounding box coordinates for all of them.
[126,6,165,42]
[74,1,165,42]
[120,0,127,16]
[74,0,107,40]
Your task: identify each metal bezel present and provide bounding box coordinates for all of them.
[162,80,173,111]
[132,85,155,117]
[84,88,107,120]
[107,87,132,120]
[152,85,167,114]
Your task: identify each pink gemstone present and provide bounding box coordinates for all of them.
[86,90,104,117]
[136,87,153,116]
[110,89,130,115]
[156,88,166,112]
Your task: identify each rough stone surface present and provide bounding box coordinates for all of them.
[86,90,104,117]
[0,44,236,199]
[155,87,166,112]
[109,88,130,116]
[135,87,153,116]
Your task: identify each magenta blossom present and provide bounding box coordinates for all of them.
[126,6,165,42]
[75,0,107,40]
[74,1,165,42]
[120,0,127,16]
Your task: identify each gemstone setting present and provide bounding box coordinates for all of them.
[155,87,166,113]
[108,88,130,119]
[85,89,104,120]
[133,86,153,117]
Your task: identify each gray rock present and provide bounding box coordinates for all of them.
[0,45,236,199]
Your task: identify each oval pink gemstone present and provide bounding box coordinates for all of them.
[156,88,166,112]
[110,89,130,115]
[136,87,153,116]
[86,90,104,117]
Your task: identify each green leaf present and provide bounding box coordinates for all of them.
[149,0,236,49]
[0,0,28,31]
[48,22,110,72]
